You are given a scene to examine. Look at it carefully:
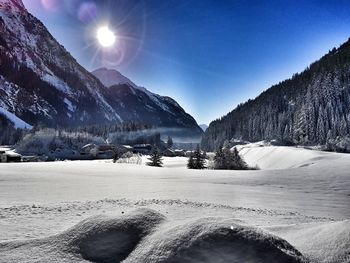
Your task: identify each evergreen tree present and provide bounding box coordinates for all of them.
[214,145,225,169]
[339,116,348,137]
[187,153,195,169]
[214,146,247,170]
[231,147,248,170]
[223,139,230,149]
[194,145,206,169]
[147,147,163,167]
[316,106,326,143]
[187,145,206,169]
[167,136,174,148]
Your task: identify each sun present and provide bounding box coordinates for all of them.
[97,26,116,47]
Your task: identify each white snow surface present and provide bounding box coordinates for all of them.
[0,209,307,263]
[0,106,32,129]
[0,146,349,262]
[235,141,348,170]
[267,220,350,263]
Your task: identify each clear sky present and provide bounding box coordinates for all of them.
[22,0,350,125]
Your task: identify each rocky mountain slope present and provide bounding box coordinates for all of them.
[92,68,203,139]
[0,0,202,140]
[202,38,350,151]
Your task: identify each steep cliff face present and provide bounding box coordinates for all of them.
[0,0,202,140]
[202,39,350,151]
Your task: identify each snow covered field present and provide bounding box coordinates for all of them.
[0,144,349,262]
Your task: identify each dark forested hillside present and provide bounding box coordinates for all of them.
[202,38,350,152]
[0,113,24,145]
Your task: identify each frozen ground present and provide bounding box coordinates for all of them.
[0,144,349,262]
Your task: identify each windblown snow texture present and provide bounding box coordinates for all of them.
[0,209,307,263]
[267,220,350,263]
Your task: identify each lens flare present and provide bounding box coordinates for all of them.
[41,0,60,11]
[97,26,116,47]
[78,2,97,23]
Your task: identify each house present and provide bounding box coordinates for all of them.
[80,143,115,158]
[132,144,152,154]
[174,149,186,157]
[162,149,186,157]
[163,148,175,157]
[122,145,133,151]
[0,151,22,163]
[185,151,193,157]
[80,144,97,156]
[98,144,116,152]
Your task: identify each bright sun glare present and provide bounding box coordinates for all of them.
[97,26,116,47]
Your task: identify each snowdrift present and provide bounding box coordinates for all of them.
[0,209,307,263]
[236,142,349,170]
[126,217,307,263]
[0,209,165,263]
[267,220,350,263]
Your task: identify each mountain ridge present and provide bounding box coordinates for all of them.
[202,38,350,151]
[0,0,202,140]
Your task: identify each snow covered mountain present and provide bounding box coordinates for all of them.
[0,0,202,139]
[92,67,138,89]
[202,38,350,151]
[199,124,208,132]
[92,68,203,139]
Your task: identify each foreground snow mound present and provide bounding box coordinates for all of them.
[0,209,307,263]
[267,220,350,263]
[0,208,165,263]
[126,218,307,263]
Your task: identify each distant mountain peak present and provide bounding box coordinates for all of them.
[92,67,137,89]
[199,124,208,132]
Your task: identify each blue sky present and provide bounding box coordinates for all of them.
[23,0,350,124]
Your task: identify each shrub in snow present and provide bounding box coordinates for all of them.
[117,152,142,165]
[147,148,163,167]
[205,154,216,169]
